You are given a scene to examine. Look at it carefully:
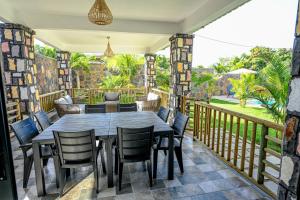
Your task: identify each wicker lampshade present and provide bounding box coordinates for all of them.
[104,37,114,57]
[88,0,113,25]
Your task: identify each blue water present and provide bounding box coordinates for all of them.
[248,99,275,106]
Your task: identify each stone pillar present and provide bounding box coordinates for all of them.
[278,2,300,199]
[169,33,194,115]
[56,51,72,94]
[144,54,156,91]
[0,23,40,117]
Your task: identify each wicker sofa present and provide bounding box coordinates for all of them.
[136,92,161,112]
[54,95,85,117]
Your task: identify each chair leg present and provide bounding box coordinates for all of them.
[59,168,66,196]
[115,148,118,175]
[94,162,99,193]
[23,156,33,188]
[118,161,123,191]
[146,160,153,187]
[53,155,60,188]
[175,147,184,173]
[163,150,167,156]
[42,158,49,167]
[153,149,158,179]
[100,149,106,174]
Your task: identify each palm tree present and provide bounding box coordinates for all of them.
[251,54,291,124]
[105,54,144,84]
[70,53,90,89]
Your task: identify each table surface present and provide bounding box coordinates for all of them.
[33,111,173,142]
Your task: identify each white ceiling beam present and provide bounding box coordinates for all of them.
[181,0,250,33]
[8,11,180,35]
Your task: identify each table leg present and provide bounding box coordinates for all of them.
[105,137,114,187]
[168,131,174,180]
[33,142,45,196]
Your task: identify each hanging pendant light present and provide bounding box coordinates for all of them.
[104,36,114,57]
[88,0,113,25]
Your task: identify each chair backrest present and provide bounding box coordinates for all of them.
[10,118,39,147]
[104,92,120,101]
[64,95,73,104]
[157,106,170,122]
[172,111,189,137]
[85,104,106,113]
[53,129,97,166]
[34,111,52,131]
[117,126,154,161]
[117,103,137,112]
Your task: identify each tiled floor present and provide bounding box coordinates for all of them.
[11,135,273,200]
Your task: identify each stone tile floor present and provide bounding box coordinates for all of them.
[11,135,273,200]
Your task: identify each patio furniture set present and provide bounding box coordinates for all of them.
[10,93,189,197]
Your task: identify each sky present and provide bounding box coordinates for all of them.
[193,0,298,67]
[158,0,298,67]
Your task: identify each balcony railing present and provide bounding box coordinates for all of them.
[193,101,283,198]
[39,90,65,112]
[6,100,21,137]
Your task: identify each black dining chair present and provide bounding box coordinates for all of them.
[34,110,53,131]
[117,103,137,112]
[53,129,99,196]
[84,104,107,174]
[85,104,106,113]
[153,111,189,178]
[115,126,154,190]
[10,118,56,188]
[157,106,170,123]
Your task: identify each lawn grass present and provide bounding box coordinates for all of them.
[190,98,282,152]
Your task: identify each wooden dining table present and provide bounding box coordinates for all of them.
[32,111,174,196]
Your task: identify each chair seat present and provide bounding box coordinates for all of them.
[153,137,180,150]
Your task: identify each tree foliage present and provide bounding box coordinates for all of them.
[156,55,170,91]
[229,74,256,107]
[35,45,56,59]
[70,53,90,72]
[192,71,219,102]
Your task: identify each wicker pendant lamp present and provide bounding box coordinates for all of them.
[88,0,113,25]
[104,36,114,57]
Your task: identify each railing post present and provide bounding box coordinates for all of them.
[257,124,268,184]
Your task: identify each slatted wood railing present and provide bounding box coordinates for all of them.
[71,88,146,104]
[193,101,283,198]
[6,100,21,137]
[39,90,65,112]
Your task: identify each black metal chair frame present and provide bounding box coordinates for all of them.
[115,126,154,190]
[117,103,137,112]
[157,106,170,123]
[153,111,189,178]
[34,110,53,131]
[85,104,106,114]
[53,129,99,196]
[10,118,56,188]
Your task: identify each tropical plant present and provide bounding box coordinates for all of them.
[35,45,56,59]
[156,55,170,91]
[70,53,90,89]
[100,75,134,89]
[229,74,256,107]
[192,71,219,102]
[251,54,291,124]
[105,54,144,83]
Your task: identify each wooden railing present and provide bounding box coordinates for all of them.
[180,96,196,131]
[6,101,21,137]
[150,88,169,108]
[193,101,283,198]
[39,90,65,112]
[71,88,146,104]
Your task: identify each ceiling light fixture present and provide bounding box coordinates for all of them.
[104,36,114,57]
[88,0,113,25]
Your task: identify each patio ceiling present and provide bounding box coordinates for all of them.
[0,0,250,54]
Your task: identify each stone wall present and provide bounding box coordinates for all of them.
[35,54,59,94]
[278,2,300,199]
[0,23,40,116]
